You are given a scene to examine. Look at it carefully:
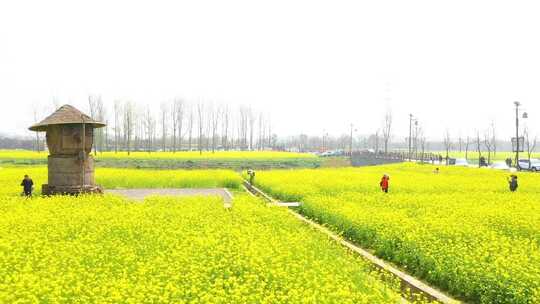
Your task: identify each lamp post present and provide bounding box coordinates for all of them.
[349,123,357,157]
[322,130,329,152]
[350,124,354,156]
[514,101,528,168]
[414,119,419,160]
[408,114,418,161]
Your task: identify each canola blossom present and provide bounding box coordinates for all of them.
[0,194,401,303]
[253,163,540,303]
[0,166,241,196]
[0,150,316,161]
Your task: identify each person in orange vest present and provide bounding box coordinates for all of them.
[379,174,390,193]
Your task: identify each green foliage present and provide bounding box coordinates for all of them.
[0,150,321,169]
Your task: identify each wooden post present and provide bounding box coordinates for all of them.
[81,114,86,187]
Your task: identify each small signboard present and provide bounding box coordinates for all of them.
[511,137,525,152]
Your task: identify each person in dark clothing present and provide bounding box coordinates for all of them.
[247,169,255,186]
[508,175,518,192]
[20,175,34,197]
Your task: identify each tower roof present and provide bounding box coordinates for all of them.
[29,104,106,132]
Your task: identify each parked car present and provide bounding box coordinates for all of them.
[490,161,511,171]
[449,158,469,167]
[320,151,334,157]
[518,159,540,171]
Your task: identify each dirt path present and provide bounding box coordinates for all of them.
[107,188,233,204]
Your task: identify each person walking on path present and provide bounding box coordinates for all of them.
[379,174,390,193]
[508,175,518,192]
[247,169,256,186]
[20,175,34,197]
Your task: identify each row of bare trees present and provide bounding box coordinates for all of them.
[29,100,538,159]
[442,121,537,166]
[86,98,273,154]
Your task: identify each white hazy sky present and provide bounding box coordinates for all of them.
[1,0,540,139]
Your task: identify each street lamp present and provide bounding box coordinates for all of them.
[322,130,329,152]
[514,101,528,168]
[408,114,418,161]
[349,123,357,157]
[414,119,419,160]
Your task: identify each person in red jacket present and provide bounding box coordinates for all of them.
[379,174,389,193]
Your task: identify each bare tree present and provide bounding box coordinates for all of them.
[382,109,392,154]
[413,122,420,160]
[171,100,179,152]
[443,130,451,165]
[187,105,194,151]
[221,105,230,150]
[483,123,496,165]
[88,95,106,155]
[524,127,537,163]
[97,99,106,153]
[418,127,426,163]
[32,105,42,153]
[210,105,220,153]
[374,130,380,153]
[267,115,273,149]
[475,130,482,168]
[490,121,497,158]
[123,101,134,155]
[258,112,264,150]
[160,102,168,152]
[144,106,156,152]
[113,100,122,153]
[483,130,493,165]
[171,98,185,153]
[133,105,143,152]
[197,102,205,155]
[248,107,256,150]
[238,106,249,150]
[464,136,470,160]
[51,96,60,110]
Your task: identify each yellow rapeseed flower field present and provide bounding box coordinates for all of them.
[0,166,241,196]
[253,163,540,304]
[0,150,316,161]
[0,193,401,303]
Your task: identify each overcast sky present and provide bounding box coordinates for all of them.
[1,0,539,140]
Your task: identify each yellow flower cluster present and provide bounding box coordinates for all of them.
[0,167,241,196]
[0,194,400,303]
[254,163,540,304]
[0,150,315,161]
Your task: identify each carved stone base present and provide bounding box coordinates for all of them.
[42,184,103,196]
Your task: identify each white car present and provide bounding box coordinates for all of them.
[453,158,469,167]
[490,161,510,171]
[320,151,334,157]
[518,159,540,171]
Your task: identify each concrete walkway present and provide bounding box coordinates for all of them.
[107,188,233,205]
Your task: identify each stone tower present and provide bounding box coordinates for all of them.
[29,104,106,195]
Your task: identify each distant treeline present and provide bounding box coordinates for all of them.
[0,136,36,150]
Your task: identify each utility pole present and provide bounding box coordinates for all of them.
[350,123,354,156]
[515,101,520,167]
[408,114,413,161]
[414,119,419,160]
[322,130,327,152]
[514,101,528,167]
